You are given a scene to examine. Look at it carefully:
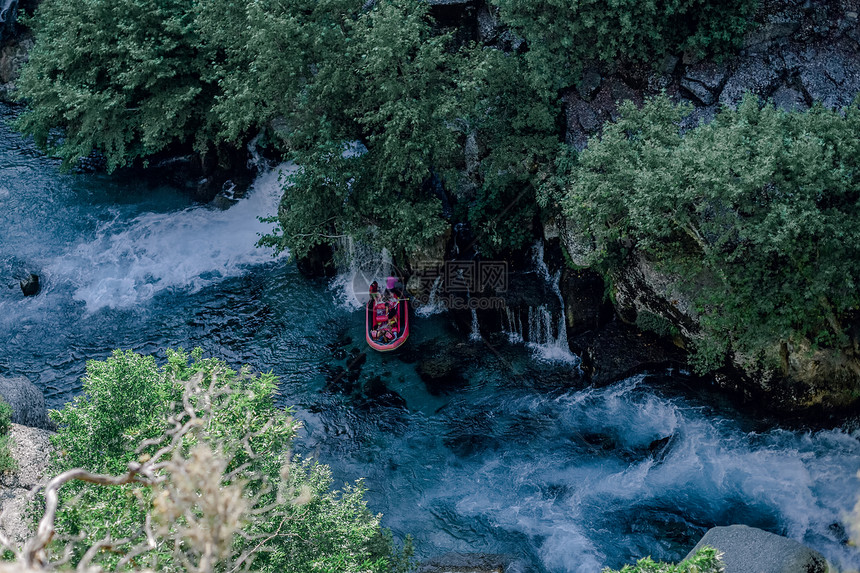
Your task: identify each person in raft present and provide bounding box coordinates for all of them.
[384,276,403,319]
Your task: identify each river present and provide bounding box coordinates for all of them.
[1,102,859,572]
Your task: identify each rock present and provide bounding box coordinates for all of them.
[744,19,802,52]
[612,253,699,341]
[680,78,717,105]
[0,423,54,548]
[683,61,729,92]
[0,377,51,430]
[0,33,31,87]
[571,321,686,386]
[18,273,38,296]
[797,45,860,109]
[476,4,499,43]
[685,525,827,573]
[0,424,52,490]
[558,214,596,267]
[416,354,467,395]
[560,268,607,338]
[417,552,511,573]
[359,376,407,410]
[770,85,808,112]
[719,55,780,107]
[576,68,602,101]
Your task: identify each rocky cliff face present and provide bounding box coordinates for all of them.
[562,0,860,149]
[553,1,860,411]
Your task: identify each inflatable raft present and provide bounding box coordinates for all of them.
[366,297,409,352]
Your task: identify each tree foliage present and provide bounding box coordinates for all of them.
[14,0,759,257]
[41,349,405,573]
[492,0,757,91]
[562,94,860,372]
[15,0,216,171]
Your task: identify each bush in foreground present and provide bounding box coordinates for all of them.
[603,547,724,573]
[0,349,410,572]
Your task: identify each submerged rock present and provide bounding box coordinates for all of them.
[416,354,467,395]
[18,273,38,296]
[685,525,828,573]
[417,552,512,573]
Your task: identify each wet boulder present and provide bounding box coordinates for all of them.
[571,321,687,387]
[19,273,38,296]
[0,376,51,430]
[685,525,827,573]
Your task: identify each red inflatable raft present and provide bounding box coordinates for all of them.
[366,297,409,352]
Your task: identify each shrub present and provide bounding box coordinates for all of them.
[492,0,758,91]
[15,0,217,171]
[0,435,15,473]
[603,547,724,573]
[35,349,402,573]
[0,398,12,436]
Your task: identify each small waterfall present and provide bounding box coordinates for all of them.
[246,133,271,172]
[504,306,524,343]
[329,236,394,310]
[415,276,445,317]
[470,309,481,341]
[500,241,579,364]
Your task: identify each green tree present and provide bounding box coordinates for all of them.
[563,94,860,372]
[15,0,216,171]
[259,0,458,259]
[455,46,560,255]
[603,547,723,573]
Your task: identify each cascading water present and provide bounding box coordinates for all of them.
[415,276,446,317]
[470,308,481,341]
[501,242,579,364]
[329,236,394,310]
[47,166,292,313]
[2,102,860,572]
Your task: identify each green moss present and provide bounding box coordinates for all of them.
[635,310,680,339]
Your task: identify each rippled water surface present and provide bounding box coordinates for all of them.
[2,103,859,572]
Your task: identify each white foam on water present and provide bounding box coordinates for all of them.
[49,164,293,313]
[402,378,860,572]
